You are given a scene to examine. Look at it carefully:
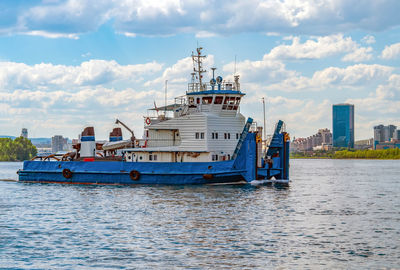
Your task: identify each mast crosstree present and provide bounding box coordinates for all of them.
[192,47,207,91]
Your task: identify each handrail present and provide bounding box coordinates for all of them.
[187,82,240,92]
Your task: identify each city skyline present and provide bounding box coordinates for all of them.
[0,0,399,140]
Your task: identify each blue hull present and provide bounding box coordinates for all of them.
[18,132,290,185]
[18,160,247,185]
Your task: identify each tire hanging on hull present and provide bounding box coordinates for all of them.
[129,170,140,181]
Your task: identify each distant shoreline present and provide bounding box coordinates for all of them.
[291,148,400,160]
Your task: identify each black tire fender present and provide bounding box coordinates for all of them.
[129,170,140,181]
[62,168,73,179]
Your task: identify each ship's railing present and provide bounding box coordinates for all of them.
[174,95,187,105]
[187,82,240,93]
[144,115,172,126]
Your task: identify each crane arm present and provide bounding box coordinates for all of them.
[115,119,135,140]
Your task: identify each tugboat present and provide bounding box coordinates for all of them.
[18,48,290,185]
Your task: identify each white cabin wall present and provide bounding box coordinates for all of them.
[149,113,208,151]
[147,130,175,147]
[206,113,246,155]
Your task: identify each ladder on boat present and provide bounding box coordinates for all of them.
[231,118,253,160]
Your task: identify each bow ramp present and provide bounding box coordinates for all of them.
[233,119,290,186]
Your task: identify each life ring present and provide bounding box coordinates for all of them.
[129,170,140,181]
[145,117,151,125]
[62,168,73,179]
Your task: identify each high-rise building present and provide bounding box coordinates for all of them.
[374,124,398,148]
[52,135,67,153]
[385,125,397,141]
[21,128,28,139]
[374,125,384,143]
[318,128,332,145]
[332,104,354,148]
[374,124,397,142]
[394,128,400,141]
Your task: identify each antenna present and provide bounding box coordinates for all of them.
[164,80,168,115]
[262,97,266,141]
[191,47,206,91]
[234,55,237,76]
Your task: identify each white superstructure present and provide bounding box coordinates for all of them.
[124,48,246,163]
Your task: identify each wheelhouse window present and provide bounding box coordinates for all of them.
[223,96,237,110]
[202,96,213,104]
[214,96,223,104]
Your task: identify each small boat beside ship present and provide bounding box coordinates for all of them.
[18,48,290,185]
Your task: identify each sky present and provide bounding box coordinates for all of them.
[0,0,399,140]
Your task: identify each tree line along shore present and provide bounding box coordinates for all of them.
[1,137,399,161]
[0,137,37,161]
[291,148,400,159]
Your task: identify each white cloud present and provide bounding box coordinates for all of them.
[0,60,163,91]
[145,55,215,96]
[0,48,399,139]
[361,35,376,44]
[267,64,394,91]
[264,34,373,62]
[381,43,400,59]
[223,58,296,85]
[24,30,79,39]
[342,47,373,62]
[195,31,217,38]
[276,99,332,138]
[346,76,400,115]
[1,0,400,37]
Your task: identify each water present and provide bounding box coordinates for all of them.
[0,160,399,269]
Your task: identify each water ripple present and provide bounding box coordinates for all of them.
[0,160,399,269]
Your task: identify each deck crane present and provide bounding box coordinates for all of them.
[115,119,135,142]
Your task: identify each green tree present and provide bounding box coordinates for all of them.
[0,137,37,161]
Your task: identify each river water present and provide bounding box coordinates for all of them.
[0,160,399,269]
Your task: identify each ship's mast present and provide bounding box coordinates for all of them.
[192,47,206,91]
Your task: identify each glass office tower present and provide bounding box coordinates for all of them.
[332,104,354,148]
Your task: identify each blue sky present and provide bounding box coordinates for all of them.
[0,0,399,140]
